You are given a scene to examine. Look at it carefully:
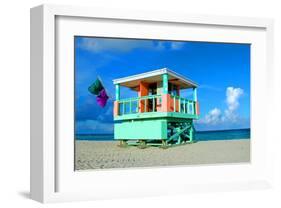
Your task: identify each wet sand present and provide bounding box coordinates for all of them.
[75,139,250,170]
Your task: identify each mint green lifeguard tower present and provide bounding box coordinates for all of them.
[113,68,199,148]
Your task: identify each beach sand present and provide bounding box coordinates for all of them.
[75,140,250,170]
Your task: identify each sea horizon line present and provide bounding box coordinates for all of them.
[76,128,250,136]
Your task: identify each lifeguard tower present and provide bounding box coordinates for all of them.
[113,68,199,148]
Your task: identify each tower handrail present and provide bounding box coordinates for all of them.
[170,95,197,114]
[116,94,198,116]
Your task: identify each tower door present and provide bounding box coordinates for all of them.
[148,83,157,95]
[148,83,157,112]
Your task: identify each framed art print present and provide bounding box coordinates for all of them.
[74,38,250,170]
[30,4,274,203]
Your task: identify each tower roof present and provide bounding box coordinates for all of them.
[113,68,198,91]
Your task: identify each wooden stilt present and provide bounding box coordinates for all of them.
[160,139,168,149]
[138,140,147,149]
[118,140,128,147]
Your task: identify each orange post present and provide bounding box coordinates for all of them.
[196,101,200,115]
[138,82,149,112]
[162,94,173,112]
[113,101,119,116]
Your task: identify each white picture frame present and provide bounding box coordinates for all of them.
[30,4,275,203]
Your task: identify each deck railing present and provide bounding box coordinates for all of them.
[170,95,197,114]
[118,95,161,115]
[116,94,198,116]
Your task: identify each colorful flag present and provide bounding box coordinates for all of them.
[88,78,109,107]
[88,78,104,95]
[96,89,109,107]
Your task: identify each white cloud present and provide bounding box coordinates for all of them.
[198,87,244,125]
[170,42,185,50]
[78,38,186,53]
[223,87,244,122]
[225,87,243,111]
[200,108,222,125]
[78,38,152,53]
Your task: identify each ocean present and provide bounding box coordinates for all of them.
[76,128,250,141]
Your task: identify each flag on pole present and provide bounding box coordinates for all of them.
[88,78,104,95]
[88,78,109,108]
[96,89,109,107]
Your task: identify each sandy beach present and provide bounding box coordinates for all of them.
[75,139,250,170]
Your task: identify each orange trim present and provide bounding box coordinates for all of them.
[113,101,119,116]
[161,94,168,112]
[162,94,172,112]
[196,102,200,115]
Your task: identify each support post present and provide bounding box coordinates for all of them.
[193,87,199,115]
[115,84,120,101]
[162,73,169,94]
[193,87,197,102]
[161,73,170,112]
[189,126,193,143]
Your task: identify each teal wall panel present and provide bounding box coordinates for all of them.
[114,119,167,140]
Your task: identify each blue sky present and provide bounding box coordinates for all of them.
[75,37,250,134]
